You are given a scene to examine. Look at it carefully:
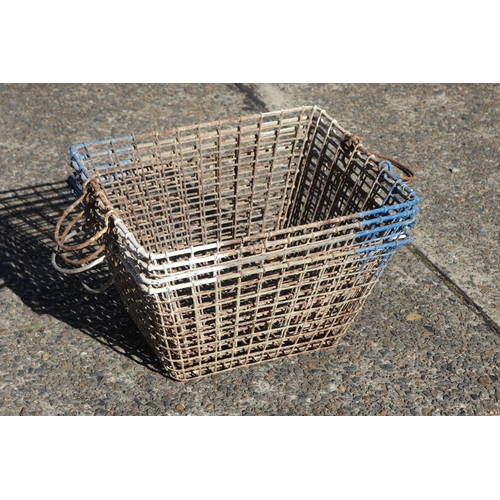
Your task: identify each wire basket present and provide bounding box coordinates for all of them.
[53,106,419,381]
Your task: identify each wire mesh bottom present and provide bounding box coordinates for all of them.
[63,106,419,380]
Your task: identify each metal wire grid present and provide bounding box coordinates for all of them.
[64,106,418,380]
[74,107,316,253]
[107,232,399,380]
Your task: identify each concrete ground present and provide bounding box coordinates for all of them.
[0,83,499,416]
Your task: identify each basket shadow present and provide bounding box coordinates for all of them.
[0,181,168,376]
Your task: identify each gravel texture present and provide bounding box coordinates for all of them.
[1,83,499,416]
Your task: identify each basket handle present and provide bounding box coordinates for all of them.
[54,178,115,266]
[369,152,416,182]
[341,133,416,182]
[51,245,116,293]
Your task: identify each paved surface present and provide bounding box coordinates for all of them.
[1,83,499,416]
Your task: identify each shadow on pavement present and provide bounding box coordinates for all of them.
[0,181,167,376]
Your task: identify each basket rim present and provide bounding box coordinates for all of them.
[100,184,418,296]
[65,105,420,293]
[70,105,327,152]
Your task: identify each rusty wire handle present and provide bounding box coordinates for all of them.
[54,178,114,266]
[369,151,416,182]
[341,133,416,182]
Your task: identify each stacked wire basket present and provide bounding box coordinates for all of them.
[53,106,419,381]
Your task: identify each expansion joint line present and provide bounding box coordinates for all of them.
[408,244,500,336]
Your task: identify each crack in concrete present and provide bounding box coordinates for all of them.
[408,244,500,336]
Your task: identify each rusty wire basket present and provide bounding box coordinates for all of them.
[53,106,419,381]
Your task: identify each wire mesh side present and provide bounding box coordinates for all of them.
[108,230,397,380]
[74,107,318,255]
[65,106,418,380]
